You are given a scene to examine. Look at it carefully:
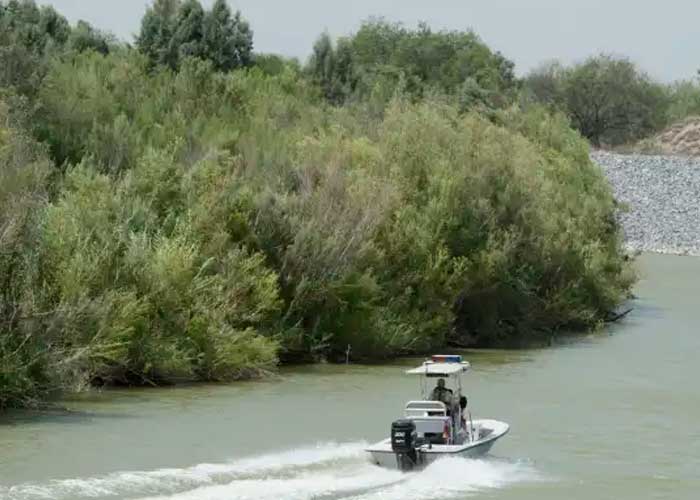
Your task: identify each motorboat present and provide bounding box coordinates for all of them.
[365,355,509,470]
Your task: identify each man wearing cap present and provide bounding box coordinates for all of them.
[430,378,453,406]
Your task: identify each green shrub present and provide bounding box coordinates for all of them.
[666,80,700,123]
[0,99,52,408]
[0,9,636,408]
[37,149,282,386]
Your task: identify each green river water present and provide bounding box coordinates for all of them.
[1,253,698,500]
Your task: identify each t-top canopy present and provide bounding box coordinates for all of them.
[406,360,471,377]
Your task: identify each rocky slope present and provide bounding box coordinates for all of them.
[593,151,700,256]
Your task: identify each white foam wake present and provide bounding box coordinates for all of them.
[0,442,366,500]
[348,457,540,500]
[0,444,542,500]
[139,457,540,500]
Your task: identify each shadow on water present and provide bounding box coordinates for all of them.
[0,326,618,431]
[0,376,290,428]
[0,407,141,427]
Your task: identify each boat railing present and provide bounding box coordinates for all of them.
[404,400,447,417]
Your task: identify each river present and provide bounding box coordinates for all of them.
[1,253,698,500]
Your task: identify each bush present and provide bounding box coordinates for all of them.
[666,79,700,123]
[236,93,632,357]
[0,98,52,408]
[253,53,300,77]
[0,7,636,408]
[38,150,282,386]
[378,100,633,346]
[19,51,634,368]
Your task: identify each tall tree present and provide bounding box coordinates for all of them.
[228,10,253,68]
[136,0,180,68]
[308,32,341,102]
[137,0,252,72]
[170,0,205,61]
[203,0,253,71]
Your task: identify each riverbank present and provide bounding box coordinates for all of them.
[593,151,700,256]
[1,253,698,500]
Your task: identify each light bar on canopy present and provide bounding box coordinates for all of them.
[431,355,462,363]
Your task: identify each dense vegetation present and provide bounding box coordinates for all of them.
[0,0,113,98]
[0,0,635,409]
[524,54,700,147]
[306,20,518,109]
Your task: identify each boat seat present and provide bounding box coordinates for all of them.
[409,416,449,438]
[404,401,447,418]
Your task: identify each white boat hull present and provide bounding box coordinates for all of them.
[366,419,509,470]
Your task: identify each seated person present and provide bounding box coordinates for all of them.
[430,378,453,408]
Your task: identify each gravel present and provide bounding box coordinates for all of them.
[592,151,700,256]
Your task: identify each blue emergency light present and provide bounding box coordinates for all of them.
[431,355,462,363]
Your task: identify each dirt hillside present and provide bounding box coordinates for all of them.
[649,117,700,156]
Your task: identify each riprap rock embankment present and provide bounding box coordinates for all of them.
[593,151,700,256]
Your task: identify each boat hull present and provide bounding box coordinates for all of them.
[366,419,508,470]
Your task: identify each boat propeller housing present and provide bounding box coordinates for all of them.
[391,419,418,470]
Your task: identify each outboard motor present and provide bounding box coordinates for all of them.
[391,419,418,470]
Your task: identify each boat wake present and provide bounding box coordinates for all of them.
[0,443,541,500]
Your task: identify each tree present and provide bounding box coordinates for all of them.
[170,0,205,61]
[307,32,340,102]
[0,0,111,97]
[565,55,668,146]
[137,0,253,72]
[525,55,669,146]
[136,0,180,68]
[203,0,253,71]
[305,19,518,108]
